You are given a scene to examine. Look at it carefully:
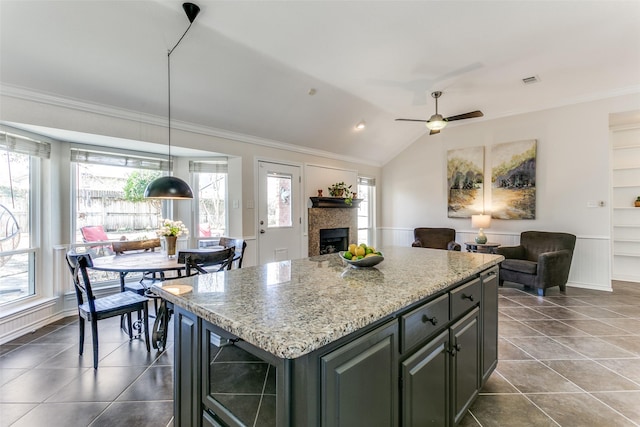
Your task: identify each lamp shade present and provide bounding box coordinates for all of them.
[144,176,194,199]
[471,214,491,229]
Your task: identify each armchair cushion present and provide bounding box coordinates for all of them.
[501,259,537,275]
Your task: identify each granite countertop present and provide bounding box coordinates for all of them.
[152,246,503,359]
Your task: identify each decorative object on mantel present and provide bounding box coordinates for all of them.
[310,197,362,208]
[317,189,323,197]
[635,196,640,207]
[156,219,189,258]
[328,182,353,206]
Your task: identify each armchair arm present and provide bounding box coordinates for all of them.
[412,240,423,248]
[495,245,525,259]
[536,249,573,287]
[447,241,461,251]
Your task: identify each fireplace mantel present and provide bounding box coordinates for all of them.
[309,197,362,208]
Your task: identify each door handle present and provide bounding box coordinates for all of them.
[260,229,266,234]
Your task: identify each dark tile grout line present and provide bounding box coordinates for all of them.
[471,284,640,426]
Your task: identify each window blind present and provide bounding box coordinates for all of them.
[189,158,228,173]
[0,131,51,159]
[70,148,169,171]
[358,176,376,186]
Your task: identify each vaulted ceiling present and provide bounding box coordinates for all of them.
[1,1,639,165]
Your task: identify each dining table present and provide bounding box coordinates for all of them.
[90,247,229,350]
[90,250,187,291]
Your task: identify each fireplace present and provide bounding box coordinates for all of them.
[319,228,349,255]
[308,204,358,257]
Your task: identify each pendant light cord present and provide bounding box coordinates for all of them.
[167,21,194,171]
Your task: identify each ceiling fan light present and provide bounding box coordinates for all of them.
[144,176,194,199]
[425,114,447,131]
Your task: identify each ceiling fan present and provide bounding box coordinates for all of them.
[395,91,484,135]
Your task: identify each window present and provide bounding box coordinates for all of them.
[71,148,167,285]
[267,172,292,228]
[357,176,376,245]
[190,160,227,239]
[0,131,49,304]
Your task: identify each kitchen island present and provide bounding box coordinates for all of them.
[153,246,503,427]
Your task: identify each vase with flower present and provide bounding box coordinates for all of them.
[156,219,189,258]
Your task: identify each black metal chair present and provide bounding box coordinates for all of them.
[218,237,247,268]
[178,247,236,275]
[150,247,236,351]
[66,251,150,369]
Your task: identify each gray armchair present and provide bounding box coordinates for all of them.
[496,231,576,296]
[412,228,461,251]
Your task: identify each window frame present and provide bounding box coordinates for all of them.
[0,132,45,306]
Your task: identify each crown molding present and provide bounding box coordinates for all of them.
[0,84,382,167]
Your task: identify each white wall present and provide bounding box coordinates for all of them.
[381,93,640,291]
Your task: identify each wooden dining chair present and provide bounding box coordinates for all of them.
[65,251,151,369]
[177,247,235,276]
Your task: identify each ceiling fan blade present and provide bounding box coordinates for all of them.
[429,129,441,135]
[445,110,484,122]
[395,118,428,123]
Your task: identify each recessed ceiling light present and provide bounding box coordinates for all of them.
[355,120,366,130]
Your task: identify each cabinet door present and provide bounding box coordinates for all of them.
[401,330,449,427]
[174,306,201,427]
[321,320,398,427]
[450,308,480,425]
[481,268,499,384]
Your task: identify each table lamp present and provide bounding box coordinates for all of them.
[471,214,491,244]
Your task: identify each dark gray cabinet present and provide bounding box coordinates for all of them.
[174,305,201,427]
[171,266,500,427]
[400,275,490,427]
[481,267,499,383]
[401,330,449,426]
[321,320,399,427]
[450,308,480,425]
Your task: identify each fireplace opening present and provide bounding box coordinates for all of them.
[319,227,349,255]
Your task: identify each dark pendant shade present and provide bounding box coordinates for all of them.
[144,176,194,199]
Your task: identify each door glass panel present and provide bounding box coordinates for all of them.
[267,173,292,228]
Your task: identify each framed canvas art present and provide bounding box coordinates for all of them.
[447,146,484,218]
[491,139,537,219]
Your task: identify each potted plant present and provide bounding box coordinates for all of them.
[328,182,353,206]
[635,196,640,207]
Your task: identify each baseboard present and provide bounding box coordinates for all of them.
[0,298,65,344]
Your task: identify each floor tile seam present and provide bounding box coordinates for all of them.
[588,358,640,388]
[109,359,162,403]
[499,336,540,361]
[250,363,274,427]
[519,395,563,427]
[463,409,483,427]
[546,334,637,359]
[577,392,640,426]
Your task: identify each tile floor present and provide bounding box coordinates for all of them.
[1,280,639,426]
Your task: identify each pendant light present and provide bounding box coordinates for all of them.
[145,3,201,199]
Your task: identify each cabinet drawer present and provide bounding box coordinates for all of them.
[450,277,481,319]
[401,293,449,353]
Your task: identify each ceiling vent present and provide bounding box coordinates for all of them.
[522,75,540,85]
